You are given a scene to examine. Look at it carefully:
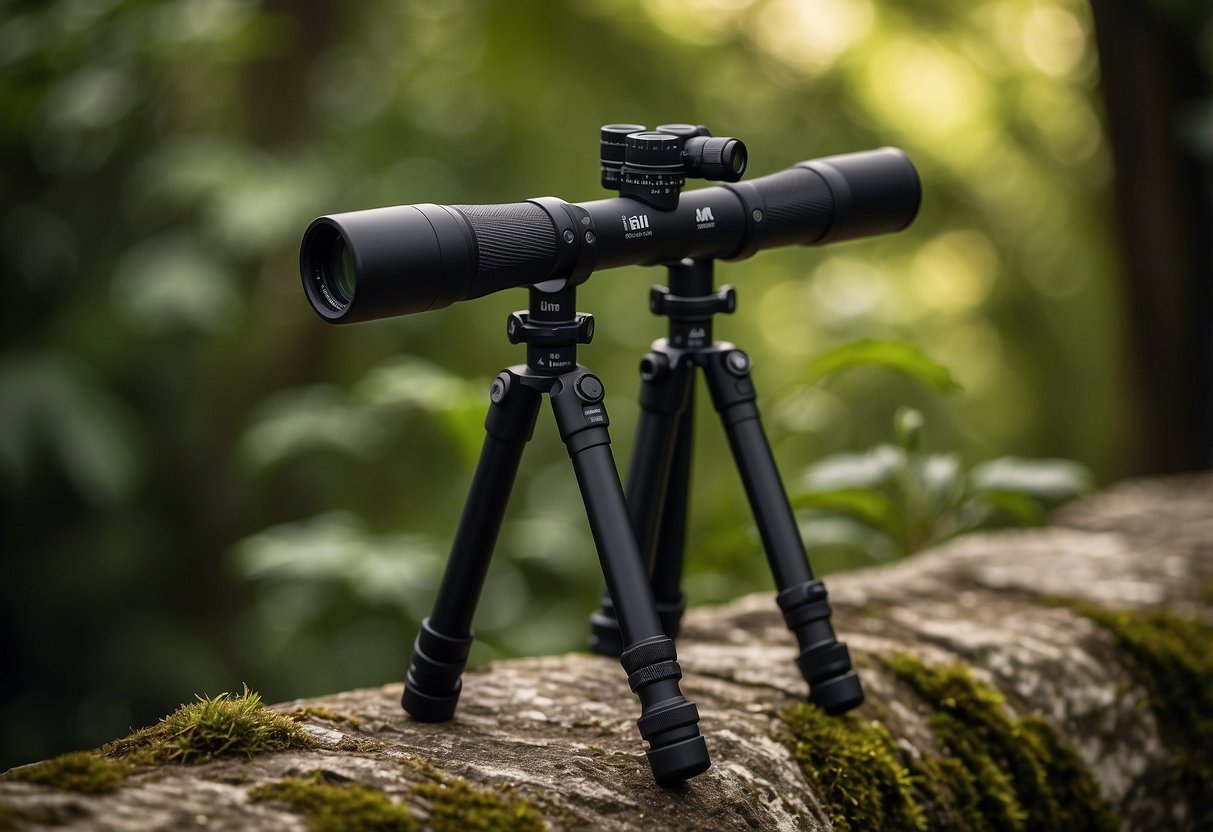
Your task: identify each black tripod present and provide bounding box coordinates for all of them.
[589,257,864,714]
[402,282,712,786]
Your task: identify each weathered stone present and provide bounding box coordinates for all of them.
[2,474,1210,830]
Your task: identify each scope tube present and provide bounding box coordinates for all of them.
[301,147,921,324]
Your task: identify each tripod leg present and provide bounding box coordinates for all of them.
[702,348,864,714]
[553,370,710,785]
[649,382,694,633]
[402,371,541,723]
[590,351,693,655]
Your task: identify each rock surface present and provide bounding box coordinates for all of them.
[2,474,1210,830]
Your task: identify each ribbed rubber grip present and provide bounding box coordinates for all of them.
[746,167,835,247]
[453,203,558,299]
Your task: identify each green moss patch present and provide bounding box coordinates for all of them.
[782,703,924,831]
[103,686,314,765]
[782,655,1114,832]
[250,766,547,832]
[289,706,364,729]
[409,777,546,832]
[250,771,418,832]
[1076,605,1213,813]
[886,654,1114,832]
[3,751,128,795]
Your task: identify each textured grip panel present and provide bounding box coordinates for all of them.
[454,202,557,297]
[747,167,835,246]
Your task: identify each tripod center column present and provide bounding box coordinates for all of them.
[509,284,594,375]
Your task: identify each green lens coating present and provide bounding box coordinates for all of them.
[330,237,356,304]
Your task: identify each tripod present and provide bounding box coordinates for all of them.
[589,257,864,714]
[402,282,712,786]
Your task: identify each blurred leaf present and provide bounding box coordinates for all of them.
[0,353,140,505]
[806,339,963,392]
[798,516,901,565]
[110,234,241,333]
[793,488,904,539]
[978,490,1048,526]
[239,386,386,469]
[969,456,1093,503]
[232,511,443,618]
[798,444,904,492]
[895,406,924,450]
[911,452,964,510]
[353,357,487,467]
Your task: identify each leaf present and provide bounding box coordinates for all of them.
[798,444,905,492]
[806,339,962,392]
[239,385,385,469]
[0,353,141,505]
[978,490,1048,526]
[794,488,905,540]
[968,457,1093,503]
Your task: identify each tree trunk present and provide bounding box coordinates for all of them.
[3,474,1211,830]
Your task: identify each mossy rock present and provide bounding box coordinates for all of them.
[3,751,128,795]
[782,653,1116,832]
[249,766,547,832]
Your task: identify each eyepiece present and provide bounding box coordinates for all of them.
[684,136,747,182]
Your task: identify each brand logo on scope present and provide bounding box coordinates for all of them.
[695,206,716,229]
[622,213,653,239]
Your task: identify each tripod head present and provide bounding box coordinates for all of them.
[599,123,748,210]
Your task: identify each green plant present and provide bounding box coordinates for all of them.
[790,340,1092,560]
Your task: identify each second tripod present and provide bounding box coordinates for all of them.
[590,257,864,714]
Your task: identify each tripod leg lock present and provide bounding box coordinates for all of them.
[589,593,687,657]
[402,618,474,723]
[619,635,711,785]
[776,580,865,715]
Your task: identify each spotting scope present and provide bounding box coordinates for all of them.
[300,143,920,324]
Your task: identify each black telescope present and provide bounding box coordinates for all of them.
[300,147,921,323]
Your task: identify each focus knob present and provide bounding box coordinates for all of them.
[600,123,646,190]
[622,132,685,210]
[624,132,683,169]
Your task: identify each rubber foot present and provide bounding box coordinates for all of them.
[402,675,461,723]
[646,735,711,786]
[809,671,864,715]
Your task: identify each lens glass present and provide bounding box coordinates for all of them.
[329,237,356,305]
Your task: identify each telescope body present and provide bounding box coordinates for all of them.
[301,148,921,323]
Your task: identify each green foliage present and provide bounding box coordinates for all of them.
[2,751,128,795]
[805,338,962,392]
[793,407,1092,559]
[103,687,314,765]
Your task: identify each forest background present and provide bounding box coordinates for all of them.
[1,0,1209,769]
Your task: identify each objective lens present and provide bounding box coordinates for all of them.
[330,237,356,305]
